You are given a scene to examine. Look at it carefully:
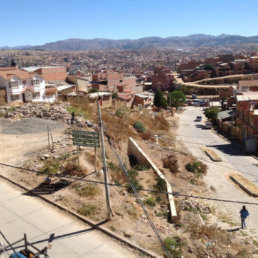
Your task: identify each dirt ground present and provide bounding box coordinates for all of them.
[1,111,258,257]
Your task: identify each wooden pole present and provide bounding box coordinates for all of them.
[97,100,112,220]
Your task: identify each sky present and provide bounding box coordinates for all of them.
[1,0,258,46]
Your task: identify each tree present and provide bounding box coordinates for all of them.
[154,90,167,109]
[204,64,216,77]
[167,90,186,109]
[112,92,118,99]
[204,107,219,122]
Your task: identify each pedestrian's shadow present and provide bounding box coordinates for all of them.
[227,227,240,232]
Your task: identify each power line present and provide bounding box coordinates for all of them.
[1,162,258,206]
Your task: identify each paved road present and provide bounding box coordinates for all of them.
[0,180,137,258]
[176,106,258,239]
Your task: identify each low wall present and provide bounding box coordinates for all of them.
[128,137,177,222]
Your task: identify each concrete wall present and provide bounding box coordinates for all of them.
[127,137,177,222]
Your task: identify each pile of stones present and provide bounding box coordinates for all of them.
[179,199,211,214]
[0,102,72,122]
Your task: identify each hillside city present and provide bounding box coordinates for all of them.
[0,41,258,257]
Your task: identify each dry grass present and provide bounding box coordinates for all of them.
[163,154,178,173]
[188,223,231,244]
[64,162,87,176]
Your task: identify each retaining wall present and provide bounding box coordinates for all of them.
[128,137,177,222]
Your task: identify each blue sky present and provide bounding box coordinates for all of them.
[1,0,258,46]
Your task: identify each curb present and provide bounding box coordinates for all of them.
[230,174,258,197]
[203,148,222,162]
[0,174,159,258]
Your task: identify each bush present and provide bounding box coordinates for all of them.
[144,196,156,207]
[133,121,145,132]
[115,107,128,118]
[126,179,143,193]
[77,203,99,217]
[41,159,60,175]
[163,236,186,258]
[155,178,167,192]
[163,155,178,173]
[185,160,207,176]
[133,164,147,171]
[78,185,98,197]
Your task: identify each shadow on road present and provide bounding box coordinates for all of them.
[4,220,108,252]
[206,143,247,157]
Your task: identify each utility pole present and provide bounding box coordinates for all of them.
[97,100,112,220]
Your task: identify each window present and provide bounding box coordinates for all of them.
[10,94,20,101]
[9,81,19,88]
[32,79,39,86]
[33,92,40,99]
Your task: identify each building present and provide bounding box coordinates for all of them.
[0,66,47,103]
[22,66,67,82]
[249,56,258,72]
[152,67,174,91]
[236,92,258,149]
[92,71,142,100]
[133,91,154,108]
[238,80,258,91]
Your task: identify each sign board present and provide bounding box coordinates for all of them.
[72,130,100,148]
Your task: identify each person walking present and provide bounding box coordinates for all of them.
[240,206,249,229]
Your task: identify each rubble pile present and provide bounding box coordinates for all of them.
[179,199,211,214]
[0,103,71,122]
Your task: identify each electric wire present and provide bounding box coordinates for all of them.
[1,162,258,205]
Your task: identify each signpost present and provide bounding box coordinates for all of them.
[72,130,100,170]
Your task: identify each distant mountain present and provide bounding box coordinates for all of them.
[3,34,258,51]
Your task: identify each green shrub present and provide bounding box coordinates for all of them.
[155,178,167,192]
[185,160,207,175]
[78,185,98,197]
[133,164,147,171]
[7,107,16,112]
[128,169,138,179]
[144,196,156,207]
[133,121,145,132]
[115,107,128,118]
[77,203,99,216]
[41,159,60,175]
[126,179,143,193]
[163,236,186,258]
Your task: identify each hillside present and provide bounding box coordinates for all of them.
[2,34,258,51]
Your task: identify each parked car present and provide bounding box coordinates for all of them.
[196,116,202,121]
[204,121,212,129]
